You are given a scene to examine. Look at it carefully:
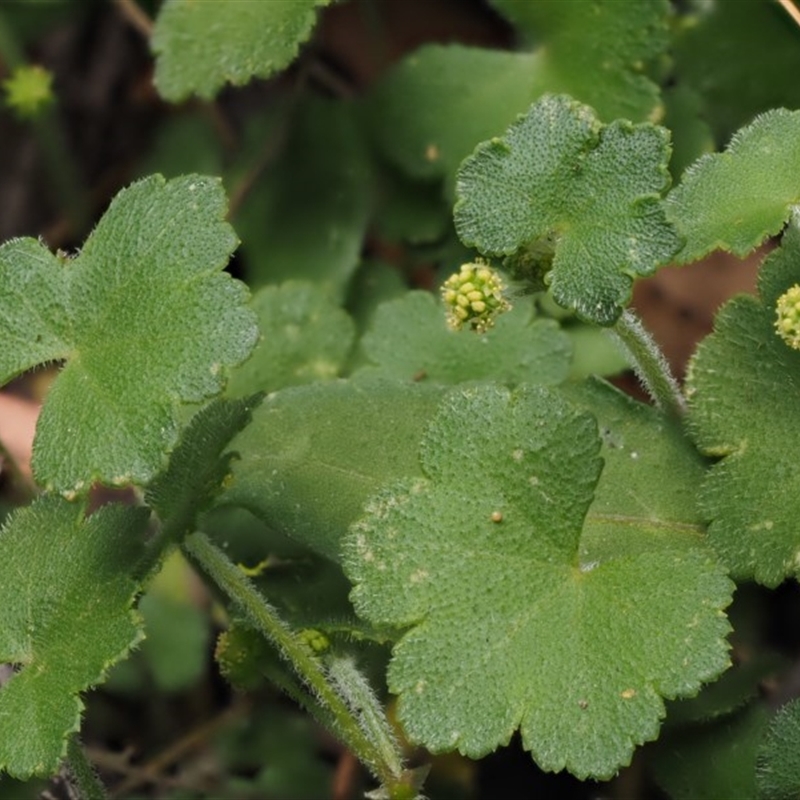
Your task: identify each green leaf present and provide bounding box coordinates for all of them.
[0,495,148,778]
[667,109,800,264]
[454,95,680,325]
[219,379,446,561]
[685,211,800,586]
[344,383,732,780]
[143,394,262,576]
[152,0,331,101]
[236,97,371,296]
[0,174,257,493]
[227,282,355,397]
[672,0,800,146]
[355,292,571,386]
[365,0,669,192]
[757,698,800,800]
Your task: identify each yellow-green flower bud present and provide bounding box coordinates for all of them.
[775,284,800,350]
[298,628,330,653]
[441,261,511,332]
[3,65,54,119]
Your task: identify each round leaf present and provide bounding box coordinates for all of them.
[344,384,732,779]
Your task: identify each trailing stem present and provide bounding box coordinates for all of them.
[182,531,417,799]
[609,309,686,417]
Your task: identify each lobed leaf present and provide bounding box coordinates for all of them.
[667,109,800,264]
[344,383,732,779]
[0,496,148,778]
[355,292,571,386]
[455,95,680,325]
[685,211,800,586]
[0,174,257,494]
[152,0,331,101]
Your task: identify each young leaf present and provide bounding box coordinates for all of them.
[227,281,355,397]
[454,95,680,325]
[0,495,148,778]
[667,109,800,264]
[0,174,257,494]
[685,211,800,586]
[344,383,732,780]
[145,394,262,526]
[355,292,571,386]
[152,0,332,101]
[219,379,446,561]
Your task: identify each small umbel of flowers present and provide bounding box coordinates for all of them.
[775,284,800,350]
[441,261,511,333]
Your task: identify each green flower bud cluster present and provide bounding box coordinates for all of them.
[441,262,511,333]
[775,284,800,350]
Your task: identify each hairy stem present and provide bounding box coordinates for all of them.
[182,531,410,796]
[609,309,686,417]
[327,655,404,780]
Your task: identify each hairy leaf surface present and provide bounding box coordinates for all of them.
[667,109,800,263]
[686,211,800,586]
[0,174,257,493]
[344,383,732,779]
[0,496,148,777]
[455,95,680,325]
[152,0,331,101]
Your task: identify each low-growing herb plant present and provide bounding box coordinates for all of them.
[2,1,800,798]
